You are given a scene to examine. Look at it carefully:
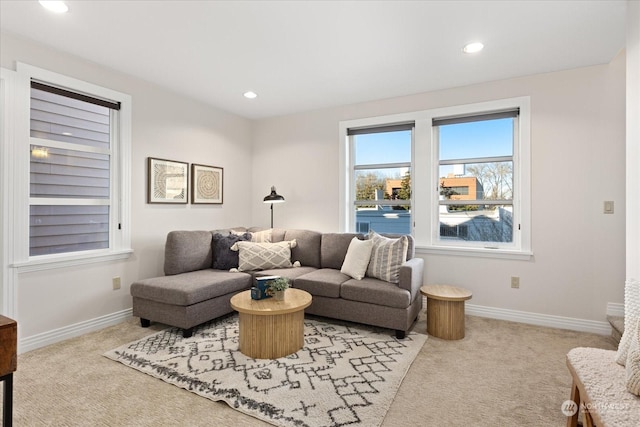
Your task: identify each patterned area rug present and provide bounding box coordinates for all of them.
[104,314,426,427]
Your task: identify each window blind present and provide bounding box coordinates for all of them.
[432,109,519,127]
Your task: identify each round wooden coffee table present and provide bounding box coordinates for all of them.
[420,285,472,340]
[230,288,312,359]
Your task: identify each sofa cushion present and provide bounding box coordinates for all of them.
[164,230,213,276]
[340,277,411,309]
[341,237,373,280]
[366,231,408,284]
[212,232,251,270]
[131,269,252,306]
[321,233,363,269]
[294,268,350,298]
[284,229,322,268]
[231,240,297,271]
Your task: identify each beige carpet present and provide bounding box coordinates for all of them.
[1,313,615,426]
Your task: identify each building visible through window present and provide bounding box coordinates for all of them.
[349,124,413,235]
[435,111,517,243]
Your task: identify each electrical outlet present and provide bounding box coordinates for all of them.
[604,201,614,214]
[112,276,121,290]
[511,276,520,289]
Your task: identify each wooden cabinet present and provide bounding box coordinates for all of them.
[0,315,17,427]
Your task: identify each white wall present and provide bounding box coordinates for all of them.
[252,53,627,325]
[627,0,640,283]
[1,33,254,346]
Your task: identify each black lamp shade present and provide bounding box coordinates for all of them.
[263,186,285,203]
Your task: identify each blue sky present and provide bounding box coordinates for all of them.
[355,118,513,172]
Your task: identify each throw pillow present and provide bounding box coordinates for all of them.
[340,237,373,280]
[626,318,640,395]
[230,240,297,271]
[365,230,408,284]
[251,229,272,243]
[211,232,251,270]
[616,279,640,365]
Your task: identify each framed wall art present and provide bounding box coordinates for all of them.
[147,157,188,204]
[191,163,223,204]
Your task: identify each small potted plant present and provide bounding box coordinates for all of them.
[268,277,290,301]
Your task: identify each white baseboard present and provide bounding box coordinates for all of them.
[18,300,619,354]
[465,304,612,336]
[606,302,624,317]
[19,308,132,354]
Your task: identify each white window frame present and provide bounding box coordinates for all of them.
[9,63,132,272]
[339,97,531,260]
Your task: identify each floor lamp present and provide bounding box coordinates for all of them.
[263,186,285,228]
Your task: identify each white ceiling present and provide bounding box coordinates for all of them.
[0,0,627,119]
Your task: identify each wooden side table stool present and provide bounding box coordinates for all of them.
[0,315,17,427]
[420,285,472,340]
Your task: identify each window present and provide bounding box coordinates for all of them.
[340,97,531,258]
[13,63,132,267]
[29,82,117,256]
[435,111,517,246]
[348,123,413,235]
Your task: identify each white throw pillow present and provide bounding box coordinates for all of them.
[251,229,272,243]
[365,231,408,284]
[616,279,640,365]
[230,240,296,271]
[340,237,373,280]
[626,318,640,395]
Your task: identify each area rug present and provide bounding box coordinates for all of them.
[104,314,427,427]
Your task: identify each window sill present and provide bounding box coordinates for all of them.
[416,245,533,261]
[11,249,134,273]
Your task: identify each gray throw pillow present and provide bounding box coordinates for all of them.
[212,232,251,270]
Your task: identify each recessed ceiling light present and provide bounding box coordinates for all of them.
[463,42,484,54]
[39,1,69,14]
[243,91,258,99]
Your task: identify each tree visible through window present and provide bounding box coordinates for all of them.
[340,96,530,255]
[435,111,517,243]
[350,124,413,234]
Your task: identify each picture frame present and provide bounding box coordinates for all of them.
[147,157,188,204]
[191,163,223,204]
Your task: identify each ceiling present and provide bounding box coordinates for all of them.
[0,1,627,120]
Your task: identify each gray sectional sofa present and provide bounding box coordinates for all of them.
[130,227,424,339]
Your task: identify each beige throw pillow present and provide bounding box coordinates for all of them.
[365,231,408,284]
[251,229,272,243]
[230,240,296,271]
[340,237,373,280]
[626,318,640,395]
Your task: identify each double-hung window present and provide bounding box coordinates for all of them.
[15,63,132,266]
[340,97,531,258]
[434,110,518,246]
[29,82,117,256]
[347,123,413,235]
